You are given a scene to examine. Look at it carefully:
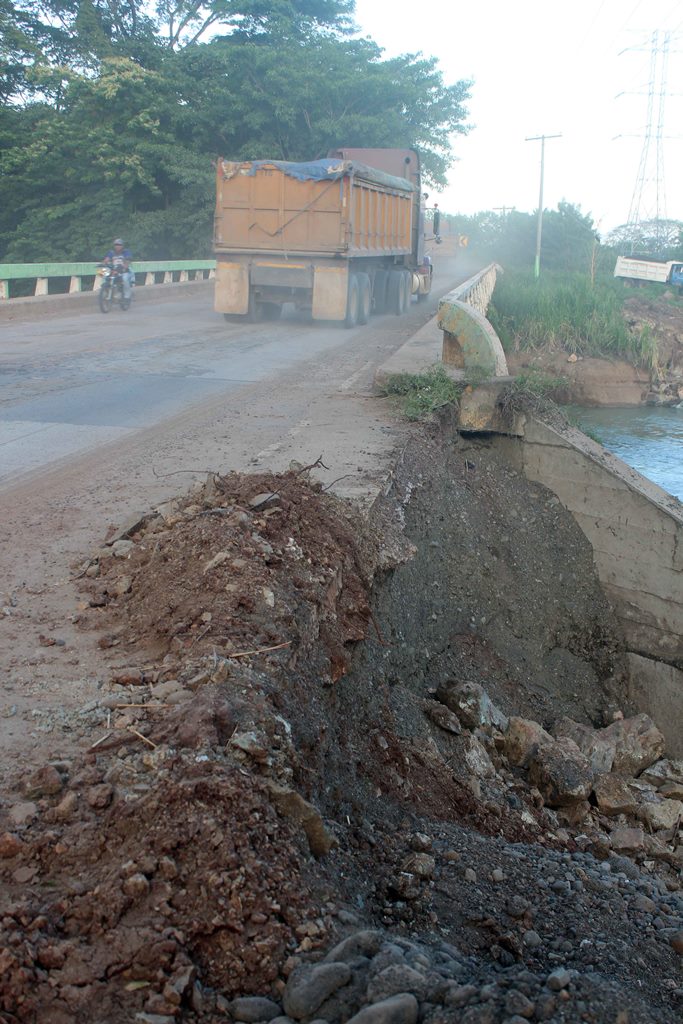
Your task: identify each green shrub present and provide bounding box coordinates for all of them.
[381,365,465,420]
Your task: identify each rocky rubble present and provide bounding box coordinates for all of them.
[0,450,681,1022]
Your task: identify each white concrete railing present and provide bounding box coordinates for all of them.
[0,261,216,301]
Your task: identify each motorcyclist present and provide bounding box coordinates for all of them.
[103,238,134,301]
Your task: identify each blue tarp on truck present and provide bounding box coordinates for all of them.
[221,158,416,193]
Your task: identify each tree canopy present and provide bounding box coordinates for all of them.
[605,219,683,260]
[0,0,471,261]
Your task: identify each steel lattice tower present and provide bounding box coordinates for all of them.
[625,31,670,253]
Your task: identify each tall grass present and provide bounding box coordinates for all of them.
[489,270,657,368]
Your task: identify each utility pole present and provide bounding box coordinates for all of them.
[525,134,562,279]
[493,206,515,217]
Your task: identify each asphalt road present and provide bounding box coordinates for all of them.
[0,253,467,487]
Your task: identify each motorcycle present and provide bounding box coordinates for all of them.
[96,262,132,313]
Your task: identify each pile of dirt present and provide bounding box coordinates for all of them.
[0,434,681,1022]
[79,467,377,683]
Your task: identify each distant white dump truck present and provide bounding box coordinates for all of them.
[614,255,683,287]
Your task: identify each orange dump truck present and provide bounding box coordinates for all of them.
[213,147,433,325]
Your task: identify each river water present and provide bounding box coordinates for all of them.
[565,405,683,502]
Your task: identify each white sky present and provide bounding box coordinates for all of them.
[353,0,683,236]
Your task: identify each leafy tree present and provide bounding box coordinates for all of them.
[1,56,214,260]
[186,34,470,185]
[0,0,472,261]
[605,219,683,260]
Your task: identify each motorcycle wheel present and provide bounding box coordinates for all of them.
[99,282,112,313]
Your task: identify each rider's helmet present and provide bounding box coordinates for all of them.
[113,238,124,246]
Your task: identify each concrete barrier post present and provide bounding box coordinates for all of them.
[69,276,81,293]
[145,272,155,286]
[0,281,8,300]
[35,278,49,296]
[437,264,508,377]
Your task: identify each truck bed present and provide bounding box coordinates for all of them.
[214,159,415,259]
[614,256,672,283]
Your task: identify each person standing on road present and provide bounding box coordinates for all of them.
[103,238,134,301]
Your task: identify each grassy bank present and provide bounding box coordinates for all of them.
[489,270,657,367]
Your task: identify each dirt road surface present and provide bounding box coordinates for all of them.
[0,251,466,786]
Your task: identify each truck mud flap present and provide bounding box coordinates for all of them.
[214,261,249,315]
[312,266,348,321]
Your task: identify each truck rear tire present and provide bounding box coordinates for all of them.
[372,270,389,314]
[345,274,360,328]
[246,290,265,323]
[261,302,282,320]
[356,273,371,325]
[402,270,412,310]
[387,269,406,316]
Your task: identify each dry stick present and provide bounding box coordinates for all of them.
[90,731,113,750]
[127,727,157,749]
[188,623,213,649]
[255,455,330,510]
[229,641,292,659]
[322,473,354,493]
[151,467,218,479]
[370,610,390,647]
[114,703,172,709]
[71,563,93,581]
[294,454,329,476]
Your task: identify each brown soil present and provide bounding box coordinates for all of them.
[0,434,679,1023]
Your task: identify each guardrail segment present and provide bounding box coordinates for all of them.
[0,260,216,300]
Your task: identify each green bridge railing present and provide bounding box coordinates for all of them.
[0,260,216,300]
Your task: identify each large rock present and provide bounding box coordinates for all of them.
[638,798,683,832]
[283,963,352,1020]
[604,714,665,776]
[554,718,616,774]
[265,781,333,858]
[610,827,645,853]
[366,965,430,1003]
[346,993,419,1024]
[593,774,637,817]
[436,681,508,732]
[228,997,282,1022]
[639,759,683,789]
[555,714,665,777]
[24,764,63,800]
[423,700,462,735]
[323,930,385,964]
[527,737,594,807]
[504,717,553,768]
[462,734,496,779]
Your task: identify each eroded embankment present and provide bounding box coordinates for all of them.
[0,430,681,1024]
